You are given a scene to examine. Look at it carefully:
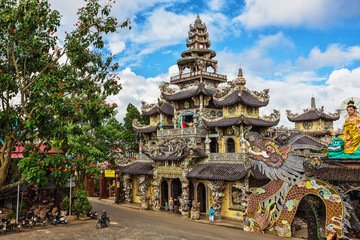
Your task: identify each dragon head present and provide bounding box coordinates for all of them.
[328,137,344,158]
[328,137,344,153]
[245,132,291,168]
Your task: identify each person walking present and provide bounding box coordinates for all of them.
[174,198,178,213]
[169,198,174,213]
[209,206,215,224]
[165,201,168,211]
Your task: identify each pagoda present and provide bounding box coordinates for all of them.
[286,97,340,143]
[160,14,227,128]
[115,15,360,240]
[202,68,280,148]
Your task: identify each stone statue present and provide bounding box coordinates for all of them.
[328,100,360,158]
[342,100,360,154]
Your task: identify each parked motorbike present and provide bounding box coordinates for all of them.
[87,210,98,219]
[30,214,46,227]
[46,212,57,225]
[1,218,21,233]
[0,218,6,234]
[19,215,32,229]
[47,211,67,225]
[96,213,110,229]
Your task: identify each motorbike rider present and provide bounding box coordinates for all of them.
[101,210,107,224]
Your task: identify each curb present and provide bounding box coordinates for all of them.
[88,197,244,231]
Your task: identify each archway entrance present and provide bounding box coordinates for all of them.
[346,189,360,238]
[292,195,326,239]
[171,178,182,199]
[197,182,206,213]
[161,180,168,207]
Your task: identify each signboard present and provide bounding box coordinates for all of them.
[105,170,115,178]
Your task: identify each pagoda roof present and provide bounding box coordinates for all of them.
[213,89,269,108]
[304,163,360,182]
[187,163,247,181]
[132,123,158,134]
[177,56,217,66]
[180,49,216,58]
[202,116,279,128]
[141,101,174,116]
[287,108,340,122]
[161,84,213,101]
[119,162,153,176]
[287,132,325,149]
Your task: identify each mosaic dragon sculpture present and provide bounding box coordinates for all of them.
[245,132,350,239]
[328,137,360,158]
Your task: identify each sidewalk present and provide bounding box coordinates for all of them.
[89,197,244,230]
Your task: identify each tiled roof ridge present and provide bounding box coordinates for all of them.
[286,108,340,122]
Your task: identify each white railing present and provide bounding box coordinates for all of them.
[157,127,208,138]
[206,153,246,163]
[170,71,227,82]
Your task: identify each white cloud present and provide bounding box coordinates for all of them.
[114,8,231,67]
[108,40,126,55]
[208,0,225,11]
[107,65,177,122]
[234,0,360,29]
[283,71,325,83]
[238,68,360,131]
[296,44,360,70]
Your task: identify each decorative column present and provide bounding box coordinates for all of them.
[208,181,225,220]
[99,171,104,199]
[151,175,161,210]
[138,175,149,210]
[180,158,191,217]
[205,134,211,153]
[86,174,95,197]
[122,174,132,203]
[115,171,121,203]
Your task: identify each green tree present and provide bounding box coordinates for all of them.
[121,103,149,157]
[0,0,130,192]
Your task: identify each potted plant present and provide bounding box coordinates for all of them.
[60,196,70,215]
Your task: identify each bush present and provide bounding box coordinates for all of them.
[7,211,15,219]
[73,188,92,217]
[60,196,70,211]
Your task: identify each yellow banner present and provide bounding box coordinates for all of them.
[105,170,115,178]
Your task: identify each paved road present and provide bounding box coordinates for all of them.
[2,198,290,240]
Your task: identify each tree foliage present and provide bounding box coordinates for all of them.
[0,0,130,191]
[121,103,149,156]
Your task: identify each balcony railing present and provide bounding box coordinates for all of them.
[170,71,227,83]
[206,153,247,163]
[136,152,248,164]
[157,127,208,138]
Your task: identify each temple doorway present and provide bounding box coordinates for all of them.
[161,180,168,207]
[171,178,182,200]
[210,137,218,153]
[197,182,206,213]
[292,195,326,239]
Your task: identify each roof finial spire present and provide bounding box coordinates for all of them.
[311,96,316,109]
[235,67,246,87]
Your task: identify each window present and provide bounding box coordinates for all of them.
[226,138,235,153]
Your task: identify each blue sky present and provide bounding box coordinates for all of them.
[50,0,360,130]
